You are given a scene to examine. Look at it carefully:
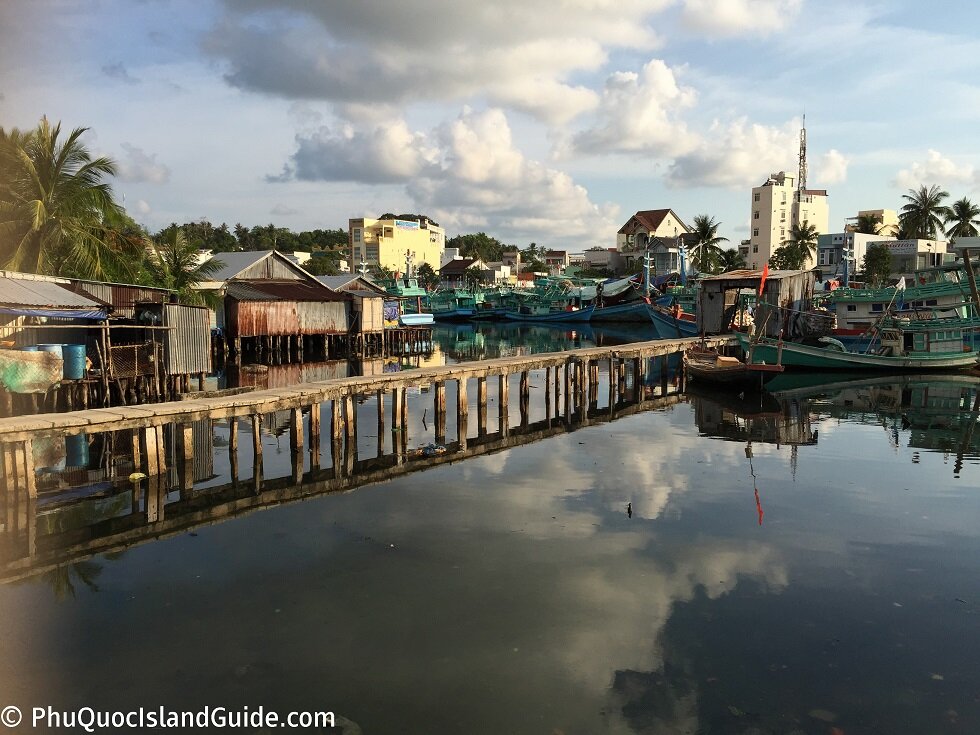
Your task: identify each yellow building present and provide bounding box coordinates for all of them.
[348,216,446,273]
[845,209,899,237]
[748,171,829,270]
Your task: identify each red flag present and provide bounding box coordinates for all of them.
[758,263,769,297]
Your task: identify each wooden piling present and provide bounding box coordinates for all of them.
[519,371,530,426]
[180,423,194,493]
[498,373,509,436]
[457,377,468,450]
[376,390,386,458]
[477,377,488,437]
[435,381,447,444]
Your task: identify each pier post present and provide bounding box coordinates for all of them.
[617,359,626,399]
[478,377,488,437]
[457,378,469,450]
[139,426,163,477]
[563,359,572,424]
[393,387,405,465]
[435,381,447,444]
[660,353,669,395]
[180,423,194,493]
[251,413,263,480]
[228,418,239,481]
[309,402,321,469]
[376,390,386,458]
[575,361,586,419]
[290,407,304,452]
[544,367,552,427]
[519,371,529,427]
[342,394,355,459]
[498,373,510,436]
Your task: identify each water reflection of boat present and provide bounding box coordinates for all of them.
[687,383,817,446]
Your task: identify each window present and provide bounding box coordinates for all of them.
[753,193,760,202]
[353,228,361,243]
[780,227,785,237]
[753,210,760,220]
[780,210,786,221]
[752,244,758,253]
[781,192,787,204]
[366,245,379,260]
[847,304,856,312]
[871,303,883,312]
[753,228,759,237]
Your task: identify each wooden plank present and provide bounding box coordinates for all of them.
[457,377,468,450]
[180,423,194,492]
[477,377,487,437]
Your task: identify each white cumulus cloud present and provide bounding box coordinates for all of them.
[666,117,799,188]
[893,149,977,190]
[816,149,849,185]
[116,143,170,184]
[680,0,802,35]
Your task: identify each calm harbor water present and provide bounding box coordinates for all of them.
[2,323,979,734]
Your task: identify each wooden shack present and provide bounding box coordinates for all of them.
[697,269,815,339]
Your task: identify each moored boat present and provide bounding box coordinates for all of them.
[501,303,595,323]
[590,300,652,323]
[648,303,699,338]
[684,347,784,388]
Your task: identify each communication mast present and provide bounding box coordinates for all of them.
[797,113,807,198]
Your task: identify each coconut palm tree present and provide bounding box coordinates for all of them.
[772,220,819,270]
[944,197,980,242]
[852,213,882,235]
[899,184,951,240]
[0,117,131,278]
[146,230,224,306]
[716,248,746,273]
[688,214,728,273]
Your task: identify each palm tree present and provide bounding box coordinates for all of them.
[146,230,224,306]
[688,214,728,273]
[716,248,746,273]
[899,184,951,239]
[852,213,882,235]
[773,220,819,270]
[945,197,980,242]
[0,117,130,278]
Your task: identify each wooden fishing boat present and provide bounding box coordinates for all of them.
[501,303,595,323]
[683,347,783,388]
[399,312,434,327]
[737,317,980,371]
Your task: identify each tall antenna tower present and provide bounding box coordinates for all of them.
[797,113,807,197]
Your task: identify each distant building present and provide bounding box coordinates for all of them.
[348,215,446,273]
[817,232,896,276]
[438,257,484,288]
[543,250,569,275]
[748,171,828,270]
[845,209,899,237]
[616,209,689,252]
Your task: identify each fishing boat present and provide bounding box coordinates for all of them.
[399,312,434,327]
[683,346,783,387]
[501,303,595,323]
[738,316,980,371]
[590,299,652,323]
[428,289,478,321]
[648,303,699,338]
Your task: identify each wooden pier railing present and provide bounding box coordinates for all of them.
[0,336,734,566]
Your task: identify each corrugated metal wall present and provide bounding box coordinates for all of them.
[228,299,348,338]
[72,282,170,318]
[161,304,212,375]
[236,258,303,281]
[358,296,384,332]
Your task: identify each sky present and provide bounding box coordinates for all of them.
[2,0,980,252]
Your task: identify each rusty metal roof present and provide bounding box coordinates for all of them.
[225,280,349,302]
[699,269,808,281]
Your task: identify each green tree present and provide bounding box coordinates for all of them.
[415,262,439,290]
[899,184,951,239]
[945,197,980,241]
[464,265,485,291]
[0,117,135,279]
[772,220,819,270]
[448,232,505,262]
[852,213,882,235]
[688,214,728,273]
[862,242,892,287]
[302,256,340,276]
[716,248,746,272]
[146,230,224,305]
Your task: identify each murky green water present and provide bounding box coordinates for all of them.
[1,324,978,734]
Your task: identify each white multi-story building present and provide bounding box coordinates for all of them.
[747,171,828,270]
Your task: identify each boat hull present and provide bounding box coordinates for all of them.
[684,352,783,388]
[590,301,652,323]
[431,308,476,322]
[648,305,699,338]
[399,313,434,327]
[501,305,595,323]
[742,335,979,371]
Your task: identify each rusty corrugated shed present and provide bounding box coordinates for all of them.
[69,279,172,318]
[225,281,349,338]
[697,270,814,338]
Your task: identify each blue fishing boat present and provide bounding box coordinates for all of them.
[501,304,595,323]
[590,300,652,323]
[648,303,699,338]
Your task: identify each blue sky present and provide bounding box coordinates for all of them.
[2,0,979,251]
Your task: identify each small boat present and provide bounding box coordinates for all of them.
[738,317,980,371]
[399,312,434,327]
[501,304,595,323]
[648,303,698,339]
[684,347,783,388]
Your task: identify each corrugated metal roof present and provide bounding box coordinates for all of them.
[0,275,106,309]
[317,275,387,294]
[699,269,807,281]
[226,280,349,302]
[205,251,272,282]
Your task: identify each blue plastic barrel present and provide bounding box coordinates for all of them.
[65,433,90,468]
[61,344,87,379]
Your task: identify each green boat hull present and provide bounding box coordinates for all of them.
[742,336,979,371]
